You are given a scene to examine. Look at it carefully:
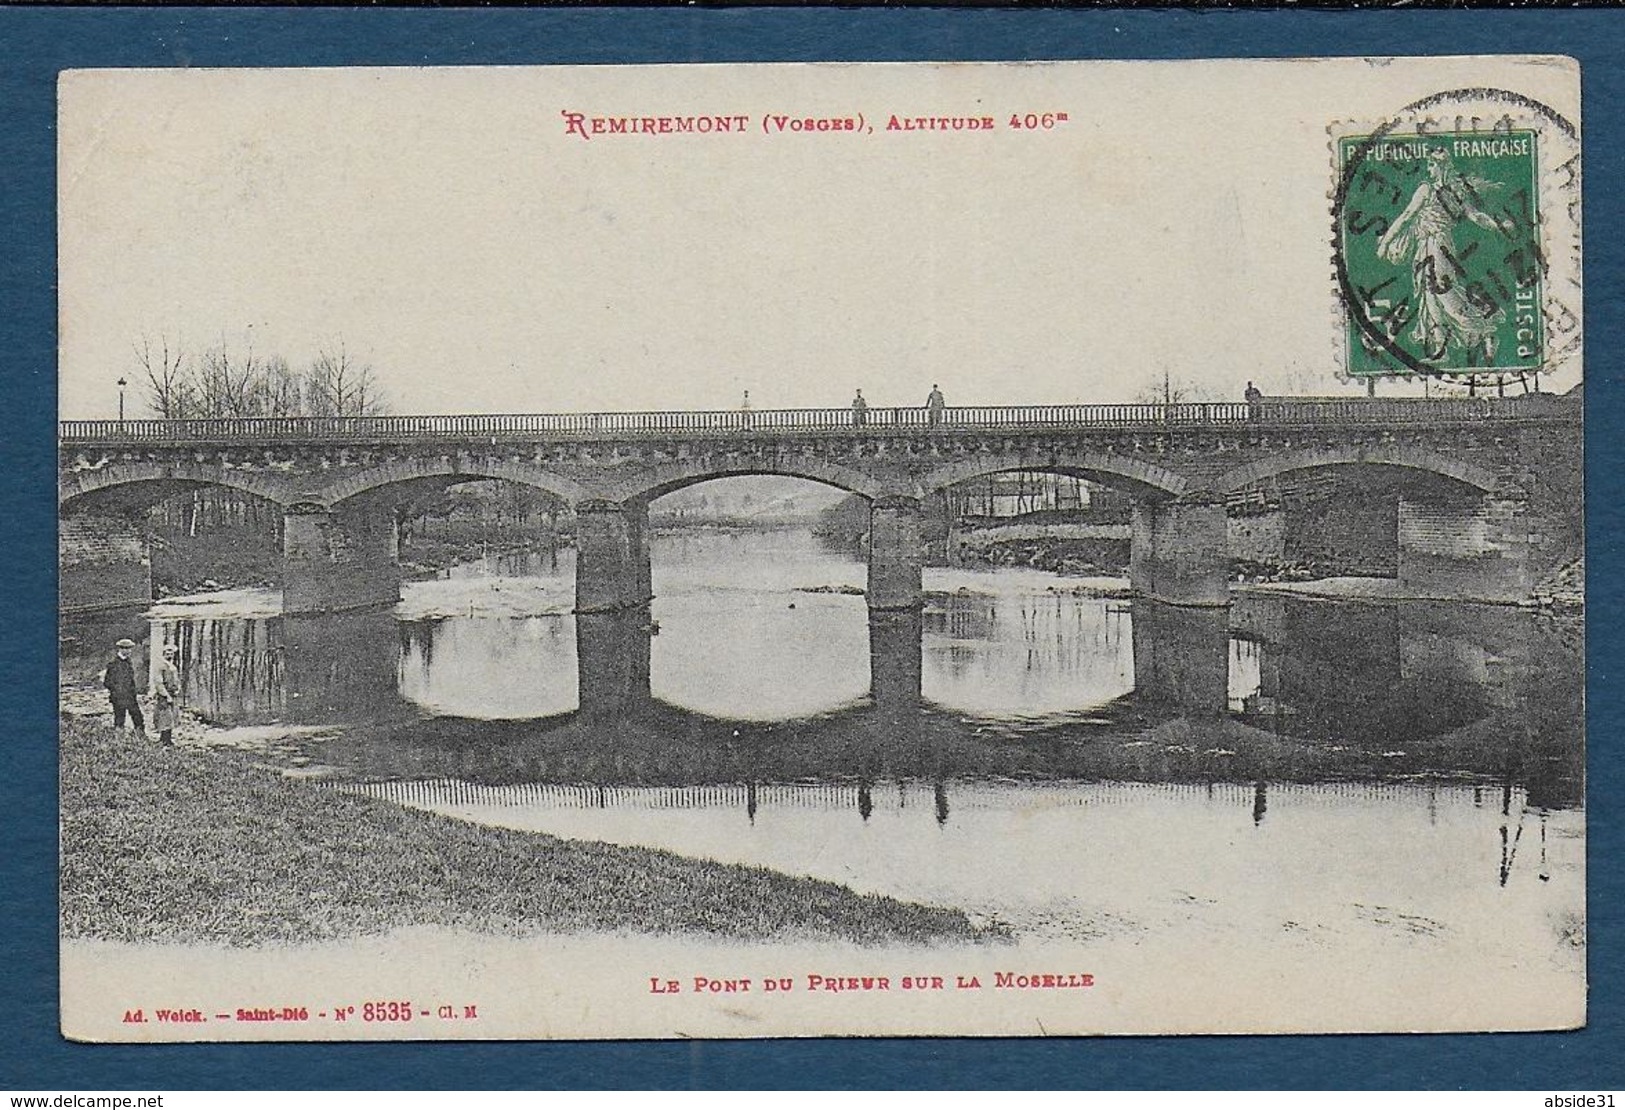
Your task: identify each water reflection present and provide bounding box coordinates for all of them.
[1130,602,1231,716]
[124,610,408,726]
[650,590,870,720]
[442,546,568,581]
[175,617,286,724]
[400,615,578,720]
[576,609,651,720]
[61,528,1582,813]
[62,526,1584,964]
[922,593,1134,719]
[342,775,1584,946]
[182,595,1574,817]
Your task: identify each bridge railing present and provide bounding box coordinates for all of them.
[59,395,1570,443]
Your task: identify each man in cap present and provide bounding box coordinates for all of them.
[103,638,145,735]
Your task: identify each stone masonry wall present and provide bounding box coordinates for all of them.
[1286,491,1398,577]
[1227,512,1285,565]
[60,512,151,612]
[1398,497,1524,601]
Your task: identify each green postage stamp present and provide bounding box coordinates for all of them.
[1338,129,1544,378]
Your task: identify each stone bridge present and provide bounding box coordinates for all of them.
[59,395,1582,613]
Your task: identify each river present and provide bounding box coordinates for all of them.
[59,526,1584,975]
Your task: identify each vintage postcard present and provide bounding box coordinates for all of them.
[57,56,1583,1041]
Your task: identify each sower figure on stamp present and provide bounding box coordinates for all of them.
[851,389,868,427]
[926,384,946,426]
[152,642,182,746]
[1377,148,1517,364]
[103,637,144,735]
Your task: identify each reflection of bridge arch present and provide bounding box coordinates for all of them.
[317,457,593,509]
[59,461,297,512]
[1213,445,1500,497]
[642,695,874,732]
[611,457,891,504]
[918,452,1190,500]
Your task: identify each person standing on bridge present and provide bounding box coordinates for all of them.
[1244,381,1263,421]
[851,389,868,428]
[151,643,182,746]
[103,638,144,736]
[926,384,946,426]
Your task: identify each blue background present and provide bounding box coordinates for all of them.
[3,8,1619,1090]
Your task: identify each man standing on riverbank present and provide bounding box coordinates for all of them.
[103,638,144,735]
[152,643,181,745]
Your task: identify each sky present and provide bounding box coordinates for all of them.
[58,57,1581,420]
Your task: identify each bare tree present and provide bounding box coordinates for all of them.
[259,355,304,417]
[348,360,385,416]
[306,342,388,416]
[1133,369,1214,406]
[497,482,556,534]
[134,333,193,418]
[193,339,267,417]
[133,331,389,419]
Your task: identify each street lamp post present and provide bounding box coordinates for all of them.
[116,376,127,423]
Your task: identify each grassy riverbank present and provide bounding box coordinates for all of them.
[60,718,994,948]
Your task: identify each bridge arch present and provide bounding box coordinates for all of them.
[609,457,892,504]
[917,451,1191,500]
[59,461,298,512]
[1212,445,1500,497]
[315,457,595,509]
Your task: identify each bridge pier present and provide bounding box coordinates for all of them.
[1130,497,1229,607]
[282,505,402,615]
[858,608,926,771]
[868,496,924,612]
[920,489,954,566]
[1131,601,1230,715]
[575,499,652,614]
[576,607,653,718]
[59,509,152,613]
[1397,492,1578,604]
[868,608,923,713]
[279,609,408,722]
